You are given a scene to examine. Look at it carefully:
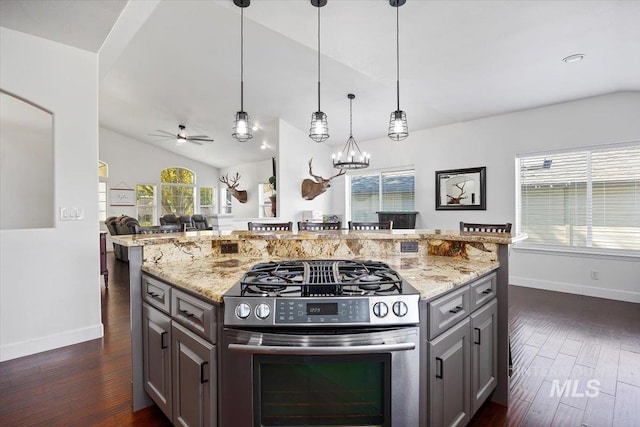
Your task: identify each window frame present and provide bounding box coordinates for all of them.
[515,141,640,258]
[160,167,196,216]
[347,167,415,222]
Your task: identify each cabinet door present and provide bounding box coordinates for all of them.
[142,303,172,419]
[172,321,216,427]
[429,317,471,427]
[470,298,497,415]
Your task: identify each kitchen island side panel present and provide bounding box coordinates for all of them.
[492,244,509,407]
[129,246,154,411]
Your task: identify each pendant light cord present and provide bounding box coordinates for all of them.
[349,97,353,137]
[317,5,321,112]
[240,7,245,112]
[395,3,400,112]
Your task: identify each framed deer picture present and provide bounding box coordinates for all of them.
[435,166,486,210]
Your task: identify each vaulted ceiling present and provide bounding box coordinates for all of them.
[3,0,640,168]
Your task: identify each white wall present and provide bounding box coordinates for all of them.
[278,119,337,227]
[220,159,272,219]
[0,28,102,361]
[332,92,640,302]
[99,126,220,221]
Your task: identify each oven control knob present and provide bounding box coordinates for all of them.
[235,303,251,319]
[255,303,271,320]
[373,302,388,318]
[393,301,408,317]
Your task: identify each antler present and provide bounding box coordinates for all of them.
[308,158,346,183]
[219,172,241,189]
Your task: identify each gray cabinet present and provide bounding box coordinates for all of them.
[470,298,497,415]
[429,317,471,427]
[142,274,218,427]
[172,321,217,427]
[142,302,172,419]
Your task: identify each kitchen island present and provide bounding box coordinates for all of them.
[112,229,525,426]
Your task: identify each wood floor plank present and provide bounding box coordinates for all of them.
[618,349,640,387]
[613,382,640,426]
[559,338,583,357]
[575,339,602,368]
[511,355,554,403]
[550,403,584,427]
[582,392,615,427]
[559,364,595,411]
[521,380,562,427]
[593,339,621,396]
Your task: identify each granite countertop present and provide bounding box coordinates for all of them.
[112,228,527,247]
[142,254,499,303]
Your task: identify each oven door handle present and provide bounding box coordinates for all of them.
[228,342,416,355]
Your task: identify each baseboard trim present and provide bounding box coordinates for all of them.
[0,323,104,362]
[510,276,640,304]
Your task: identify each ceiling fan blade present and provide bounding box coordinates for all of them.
[148,130,176,137]
[188,137,214,142]
[186,134,209,139]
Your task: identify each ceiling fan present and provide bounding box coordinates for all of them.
[148,124,214,146]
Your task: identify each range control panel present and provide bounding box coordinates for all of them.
[224,295,420,327]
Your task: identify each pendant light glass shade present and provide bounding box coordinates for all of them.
[309,0,329,143]
[388,110,408,141]
[388,0,408,141]
[233,111,252,142]
[232,0,253,143]
[333,94,370,170]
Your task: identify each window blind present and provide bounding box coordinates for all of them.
[350,170,415,222]
[518,144,640,252]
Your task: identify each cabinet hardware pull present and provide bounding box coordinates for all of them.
[474,327,481,345]
[200,361,209,383]
[449,305,463,314]
[160,331,168,349]
[179,309,194,318]
[481,289,492,295]
[147,291,159,297]
[436,357,443,379]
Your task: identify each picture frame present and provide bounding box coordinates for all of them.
[435,166,486,210]
[110,187,135,206]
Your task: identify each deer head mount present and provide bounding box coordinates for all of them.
[301,158,346,200]
[219,172,248,203]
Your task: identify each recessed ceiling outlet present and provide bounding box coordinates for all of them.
[562,53,585,63]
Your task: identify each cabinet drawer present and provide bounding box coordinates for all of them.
[143,275,172,314]
[428,285,470,340]
[469,273,496,312]
[172,289,217,343]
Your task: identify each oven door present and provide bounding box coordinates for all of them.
[220,327,419,427]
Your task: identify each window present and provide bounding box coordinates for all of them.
[136,184,156,226]
[350,170,415,221]
[518,143,640,253]
[98,161,108,222]
[221,187,232,214]
[160,167,195,216]
[200,187,216,219]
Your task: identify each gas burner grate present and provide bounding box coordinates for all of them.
[239,259,404,297]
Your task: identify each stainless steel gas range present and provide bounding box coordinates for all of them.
[220,259,421,427]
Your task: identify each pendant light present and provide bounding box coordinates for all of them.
[309,0,329,143]
[232,0,253,142]
[333,94,370,170]
[388,0,408,141]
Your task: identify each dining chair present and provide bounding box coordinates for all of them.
[460,222,512,233]
[348,221,393,230]
[298,221,341,231]
[247,222,293,231]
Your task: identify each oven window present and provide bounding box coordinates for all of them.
[254,354,391,426]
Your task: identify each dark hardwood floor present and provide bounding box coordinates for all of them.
[0,253,172,427]
[1,254,638,426]
[469,283,640,427]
